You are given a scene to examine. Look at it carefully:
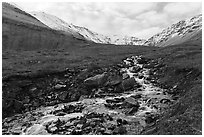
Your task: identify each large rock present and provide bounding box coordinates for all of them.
[84,72,109,88]
[113,77,139,93]
[123,97,140,114]
[25,124,48,135]
[121,77,139,91]
[124,97,140,108]
[106,75,122,86]
[54,84,66,89]
[58,91,69,101]
[29,87,38,97]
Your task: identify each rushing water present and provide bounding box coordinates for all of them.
[3,56,172,135]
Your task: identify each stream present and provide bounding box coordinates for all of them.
[2,56,173,135]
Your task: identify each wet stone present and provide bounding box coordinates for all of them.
[54,84,66,89]
[22,96,30,104]
[106,97,125,104]
[160,98,171,104]
[121,77,139,91]
[124,97,140,108]
[48,125,58,133]
[84,72,109,88]
[106,75,122,86]
[126,107,139,115]
[122,73,130,80]
[58,91,68,101]
[138,74,144,79]
[130,66,142,73]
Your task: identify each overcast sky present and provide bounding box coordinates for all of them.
[15,2,202,39]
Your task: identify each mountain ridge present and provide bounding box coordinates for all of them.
[31,11,147,45]
[30,11,202,47]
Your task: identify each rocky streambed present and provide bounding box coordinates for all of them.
[2,56,174,135]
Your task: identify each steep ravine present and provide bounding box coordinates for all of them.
[2,56,174,135]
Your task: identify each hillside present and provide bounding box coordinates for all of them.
[2,2,88,51]
[30,12,85,40]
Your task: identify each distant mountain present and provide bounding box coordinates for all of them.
[31,11,147,45]
[145,14,202,47]
[108,35,147,45]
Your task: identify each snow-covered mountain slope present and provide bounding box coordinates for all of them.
[145,14,202,47]
[30,12,85,40]
[31,12,147,45]
[109,35,147,45]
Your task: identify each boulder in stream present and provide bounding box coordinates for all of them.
[121,77,140,91]
[106,75,122,86]
[84,72,109,88]
[124,97,140,108]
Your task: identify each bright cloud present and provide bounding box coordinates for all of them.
[15,2,202,39]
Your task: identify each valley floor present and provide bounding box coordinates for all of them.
[2,42,202,135]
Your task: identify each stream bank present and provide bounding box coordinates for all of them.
[2,55,174,135]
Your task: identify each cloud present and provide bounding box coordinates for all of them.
[112,3,157,17]
[15,2,202,39]
[136,10,168,28]
[163,2,202,17]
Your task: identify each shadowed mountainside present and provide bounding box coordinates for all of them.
[2,2,89,51]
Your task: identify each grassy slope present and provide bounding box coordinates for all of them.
[2,2,48,28]
[141,41,202,134]
[2,44,157,79]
